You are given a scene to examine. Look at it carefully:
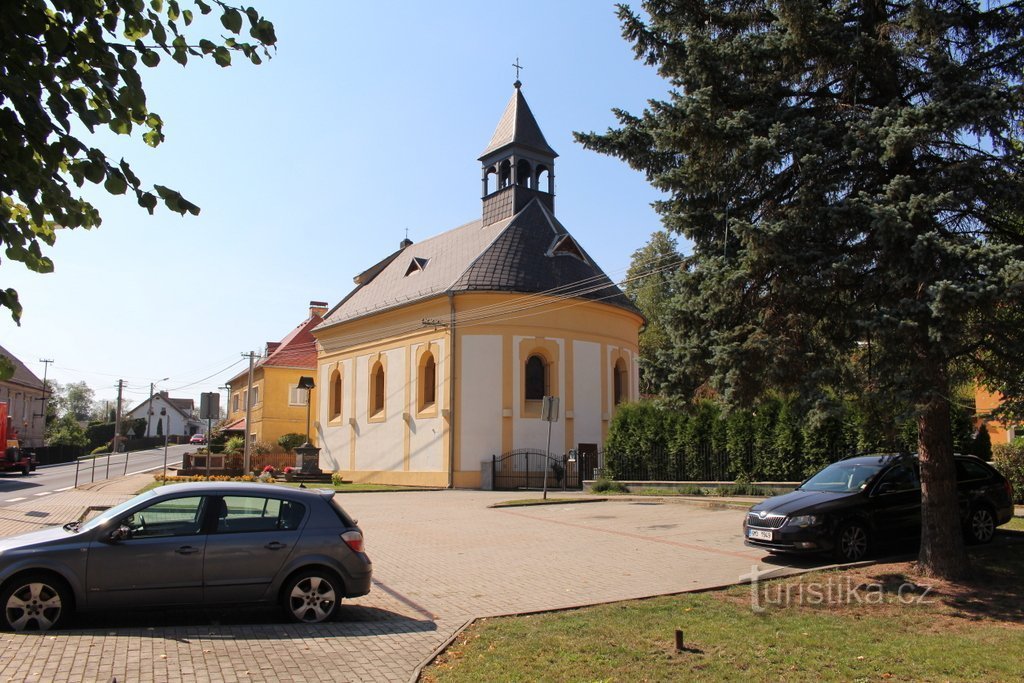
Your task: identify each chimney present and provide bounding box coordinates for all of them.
[309,300,329,318]
[266,341,281,356]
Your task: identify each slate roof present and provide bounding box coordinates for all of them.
[317,198,639,330]
[0,344,43,390]
[479,85,557,160]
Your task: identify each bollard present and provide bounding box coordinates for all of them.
[675,629,684,652]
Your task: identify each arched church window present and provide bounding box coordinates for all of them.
[536,165,551,193]
[370,361,385,417]
[419,352,436,411]
[613,358,628,406]
[525,355,547,401]
[329,369,342,420]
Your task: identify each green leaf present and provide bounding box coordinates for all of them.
[196,0,211,15]
[167,0,179,21]
[109,118,131,135]
[182,9,193,25]
[213,46,231,67]
[141,49,160,67]
[199,39,215,54]
[150,0,163,12]
[104,171,128,195]
[84,162,105,184]
[221,8,242,33]
[138,192,158,213]
[251,19,276,45]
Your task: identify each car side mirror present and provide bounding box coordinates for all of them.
[107,525,132,543]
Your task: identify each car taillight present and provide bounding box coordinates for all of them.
[341,530,364,553]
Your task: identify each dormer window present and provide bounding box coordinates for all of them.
[549,235,588,263]
[405,257,429,276]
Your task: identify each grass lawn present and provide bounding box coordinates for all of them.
[424,533,1024,682]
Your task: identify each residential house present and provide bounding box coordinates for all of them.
[126,391,202,438]
[975,386,1020,445]
[312,82,643,488]
[223,302,326,448]
[0,345,45,447]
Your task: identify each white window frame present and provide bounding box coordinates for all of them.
[288,384,310,406]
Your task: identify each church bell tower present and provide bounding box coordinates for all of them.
[479,80,558,226]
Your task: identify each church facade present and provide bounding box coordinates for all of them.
[312,84,643,488]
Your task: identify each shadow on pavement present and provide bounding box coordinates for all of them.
[60,604,437,637]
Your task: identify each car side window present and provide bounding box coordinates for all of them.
[956,460,991,482]
[215,496,305,533]
[877,464,920,494]
[124,496,205,539]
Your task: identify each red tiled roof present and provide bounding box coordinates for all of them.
[228,311,323,383]
[222,417,246,431]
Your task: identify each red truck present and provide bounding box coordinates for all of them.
[0,403,36,475]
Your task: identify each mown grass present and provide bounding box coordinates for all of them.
[424,540,1024,682]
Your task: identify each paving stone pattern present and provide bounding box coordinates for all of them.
[0,479,785,682]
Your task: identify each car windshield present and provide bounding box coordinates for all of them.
[78,489,160,532]
[798,460,886,493]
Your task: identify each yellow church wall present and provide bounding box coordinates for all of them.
[313,292,641,488]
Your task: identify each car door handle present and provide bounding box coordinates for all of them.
[175,546,201,555]
[265,541,287,550]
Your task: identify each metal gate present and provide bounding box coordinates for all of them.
[492,449,585,491]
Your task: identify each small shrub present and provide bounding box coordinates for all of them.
[278,433,307,453]
[253,440,274,456]
[715,482,776,497]
[331,471,346,485]
[223,436,244,455]
[993,442,1024,504]
[91,445,110,455]
[591,478,629,493]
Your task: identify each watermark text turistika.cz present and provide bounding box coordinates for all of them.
[739,566,935,613]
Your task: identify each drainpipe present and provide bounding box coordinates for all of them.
[448,292,456,489]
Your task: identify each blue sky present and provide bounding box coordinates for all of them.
[1,1,671,409]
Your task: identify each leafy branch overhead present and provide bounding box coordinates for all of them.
[0,0,276,323]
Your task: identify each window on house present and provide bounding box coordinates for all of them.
[613,358,628,406]
[232,393,239,412]
[525,355,547,401]
[288,384,309,406]
[329,370,342,419]
[370,361,385,416]
[251,387,259,406]
[419,353,436,411]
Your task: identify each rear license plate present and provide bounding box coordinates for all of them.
[748,528,772,541]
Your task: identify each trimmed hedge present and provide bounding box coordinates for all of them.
[992,441,1024,504]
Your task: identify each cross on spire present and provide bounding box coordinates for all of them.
[512,57,524,84]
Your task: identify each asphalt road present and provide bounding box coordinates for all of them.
[0,443,189,507]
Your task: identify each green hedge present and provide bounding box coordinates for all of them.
[605,394,975,483]
[992,441,1024,504]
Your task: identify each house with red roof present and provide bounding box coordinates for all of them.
[223,301,326,448]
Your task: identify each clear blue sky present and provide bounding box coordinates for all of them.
[1,0,671,410]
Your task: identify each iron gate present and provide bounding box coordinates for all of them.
[492,449,588,491]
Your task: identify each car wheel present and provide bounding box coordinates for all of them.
[20,465,29,475]
[834,522,870,563]
[965,506,996,545]
[282,569,342,623]
[1,574,72,632]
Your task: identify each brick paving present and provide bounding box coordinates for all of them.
[0,478,799,682]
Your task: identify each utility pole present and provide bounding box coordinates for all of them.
[37,358,53,423]
[113,379,125,452]
[146,382,155,437]
[242,351,257,473]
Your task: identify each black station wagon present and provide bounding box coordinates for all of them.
[743,454,1014,562]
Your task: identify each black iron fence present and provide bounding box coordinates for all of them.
[492,449,584,491]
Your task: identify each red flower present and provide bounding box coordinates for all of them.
[263,465,276,473]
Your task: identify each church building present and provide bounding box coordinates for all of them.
[312,83,643,488]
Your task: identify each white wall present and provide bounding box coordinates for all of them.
[355,348,406,472]
[459,335,503,469]
[572,340,602,447]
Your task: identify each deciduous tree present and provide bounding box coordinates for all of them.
[578,0,1024,578]
[0,0,276,333]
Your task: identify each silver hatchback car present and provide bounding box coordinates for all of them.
[0,482,372,631]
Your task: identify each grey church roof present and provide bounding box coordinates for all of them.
[317,199,639,330]
[479,85,557,160]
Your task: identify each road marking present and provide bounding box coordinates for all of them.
[34,491,52,497]
[55,486,72,492]
[128,461,182,476]
[5,497,26,502]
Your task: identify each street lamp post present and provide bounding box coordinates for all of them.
[293,376,320,475]
[160,407,169,484]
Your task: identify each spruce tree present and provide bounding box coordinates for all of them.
[578,0,1024,578]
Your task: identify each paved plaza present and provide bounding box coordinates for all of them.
[0,477,797,682]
